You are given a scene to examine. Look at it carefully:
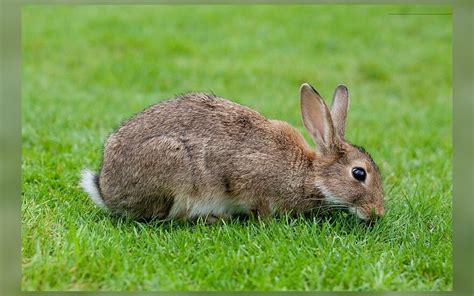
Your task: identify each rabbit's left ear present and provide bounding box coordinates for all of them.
[330,85,349,138]
[300,83,336,155]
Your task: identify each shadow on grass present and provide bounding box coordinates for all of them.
[89,207,387,236]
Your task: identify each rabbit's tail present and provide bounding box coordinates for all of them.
[80,168,107,209]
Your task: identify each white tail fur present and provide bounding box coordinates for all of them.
[80,168,106,209]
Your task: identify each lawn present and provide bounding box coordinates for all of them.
[21,5,452,291]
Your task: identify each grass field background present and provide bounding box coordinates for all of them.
[21,5,452,291]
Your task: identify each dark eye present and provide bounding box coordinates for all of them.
[352,167,366,182]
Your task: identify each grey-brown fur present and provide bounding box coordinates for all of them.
[81,83,384,222]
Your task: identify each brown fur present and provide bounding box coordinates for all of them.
[85,84,384,222]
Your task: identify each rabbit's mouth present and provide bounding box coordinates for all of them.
[348,207,368,221]
[349,205,384,222]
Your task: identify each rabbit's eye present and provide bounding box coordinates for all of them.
[352,167,366,182]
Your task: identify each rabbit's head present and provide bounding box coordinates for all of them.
[300,83,384,221]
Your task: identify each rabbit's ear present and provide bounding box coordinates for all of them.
[330,85,349,139]
[300,83,336,155]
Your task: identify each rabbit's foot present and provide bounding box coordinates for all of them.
[203,214,230,225]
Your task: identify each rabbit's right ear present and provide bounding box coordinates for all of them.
[300,83,336,155]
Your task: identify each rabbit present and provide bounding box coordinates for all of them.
[80,83,384,223]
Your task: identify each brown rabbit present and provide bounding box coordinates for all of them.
[80,83,384,223]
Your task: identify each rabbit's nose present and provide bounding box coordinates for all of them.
[369,207,384,221]
[376,206,385,217]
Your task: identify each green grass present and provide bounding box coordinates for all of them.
[21,5,452,291]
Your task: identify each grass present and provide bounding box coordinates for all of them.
[21,5,452,291]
